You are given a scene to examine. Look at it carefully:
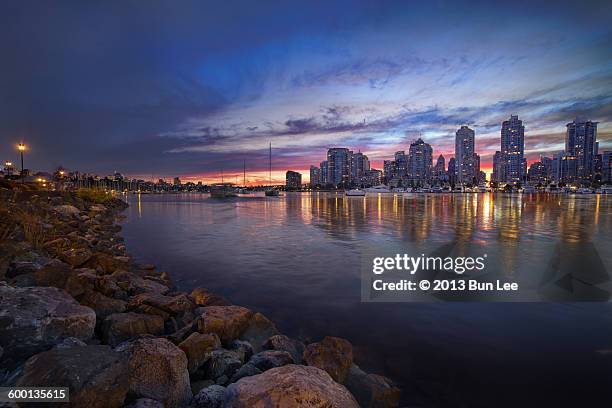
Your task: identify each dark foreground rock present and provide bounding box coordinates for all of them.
[303,336,353,383]
[0,285,96,362]
[16,345,128,408]
[190,384,226,408]
[102,312,165,346]
[116,337,192,408]
[344,364,401,408]
[224,364,359,407]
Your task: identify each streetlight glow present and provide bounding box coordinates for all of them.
[17,143,26,151]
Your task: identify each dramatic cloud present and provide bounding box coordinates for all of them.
[0,0,610,182]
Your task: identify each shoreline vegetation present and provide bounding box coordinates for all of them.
[0,183,401,407]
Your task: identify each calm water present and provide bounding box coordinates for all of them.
[121,192,612,407]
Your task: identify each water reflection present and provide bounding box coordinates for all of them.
[121,192,612,407]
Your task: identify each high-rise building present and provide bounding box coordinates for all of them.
[285,171,302,190]
[565,118,597,182]
[492,151,502,183]
[602,151,612,184]
[350,152,370,185]
[326,148,351,186]
[319,160,328,185]
[364,169,383,186]
[500,115,525,184]
[173,177,181,186]
[433,154,446,184]
[407,138,433,184]
[447,158,456,185]
[455,126,480,184]
[309,165,320,187]
[383,160,394,183]
[528,161,547,184]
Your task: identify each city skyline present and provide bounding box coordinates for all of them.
[1,1,611,183]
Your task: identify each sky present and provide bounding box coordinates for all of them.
[1,0,611,184]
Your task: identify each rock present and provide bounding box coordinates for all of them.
[128,292,195,316]
[190,385,226,408]
[33,259,73,288]
[190,287,230,306]
[178,332,221,373]
[64,268,98,298]
[228,363,262,383]
[224,364,359,407]
[263,335,305,364]
[140,263,156,270]
[248,350,294,372]
[229,340,254,362]
[0,286,95,362]
[197,306,253,344]
[344,364,401,408]
[89,204,107,213]
[191,380,215,395]
[102,312,165,347]
[54,337,87,349]
[16,345,128,408]
[303,336,353,383]
[125,398,164,408]
[111,270,170,295]
[241,312,279,352]
[116,337,192,408]
[199,349,242,381]
[80,290,127,320]
[53,205,81,217]
[59,247,93,267]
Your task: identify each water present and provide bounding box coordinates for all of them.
[121,192,612,407]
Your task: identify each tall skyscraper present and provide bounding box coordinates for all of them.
[500,115,525,184]
[447,157,456,185]
[326,148,351,186]
[350,152,370,185]
[492,151,502,183]
[309,165,320,187]
[319,160,328,185]
[565,118,598,182]
[455,125,479,184]
[407,138,433,184]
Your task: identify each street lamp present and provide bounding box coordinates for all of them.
[17,143,26,183]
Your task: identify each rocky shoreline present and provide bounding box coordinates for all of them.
[0,188,401,407]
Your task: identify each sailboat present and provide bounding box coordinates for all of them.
[237,160,251,194]
[265,142,280,196]
[210,167,237,198]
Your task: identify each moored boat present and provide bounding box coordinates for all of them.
[210,183,237,198]
[346,189,366,196]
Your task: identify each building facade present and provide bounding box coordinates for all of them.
[500,115,525,184]
[407,138,433,185]
[285,171,302,190]
[565,118,597,182]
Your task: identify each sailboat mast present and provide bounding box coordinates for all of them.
[269,142,272,187]
[243,160,246,187]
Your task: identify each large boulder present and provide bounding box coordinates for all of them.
[116,337,192,408]
[190,385,226,408]
[199,349,243,383]
[224,364,359,407]
[101,312,164,346]
[59,247,93,268]
[178,332,221,373]
[53,205,81,217]
[16,345,128,408]
[303,336,353,383]
[248,350,294,372]
[80,290,127,320]
[111,270,170,295]
[263,335,305,364]
[197,306,253,344]
[190,287,230,306]
[128,292,195,316]
[33,259,73,288]
[241,312,279,352]
[344,364,401,408]
[0,285,95,362]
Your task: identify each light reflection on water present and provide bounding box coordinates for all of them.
[122,192,612,407]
